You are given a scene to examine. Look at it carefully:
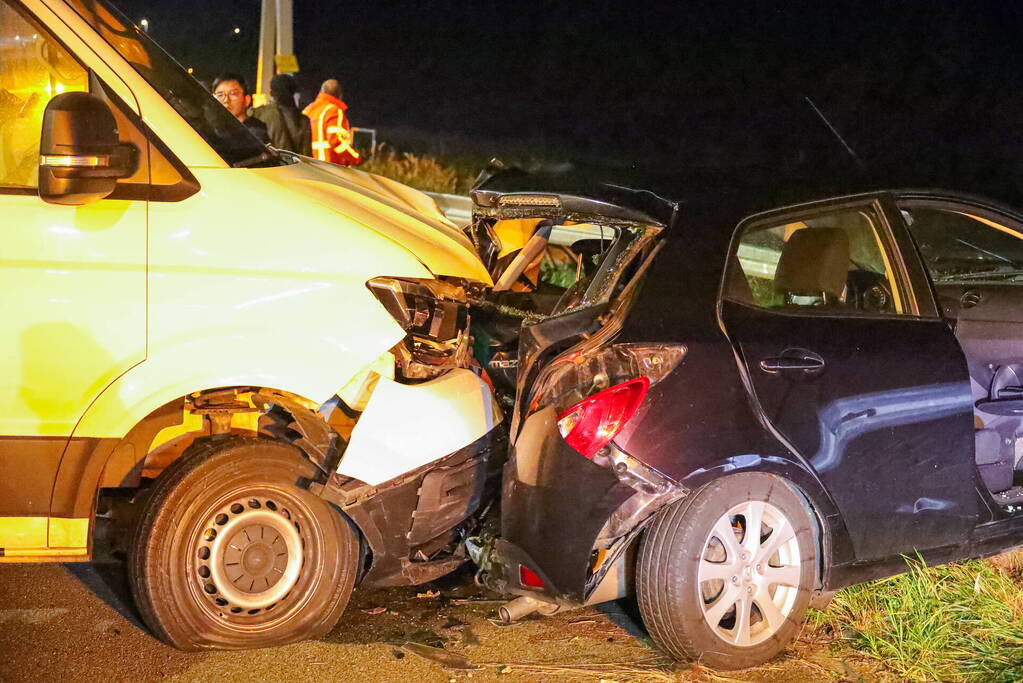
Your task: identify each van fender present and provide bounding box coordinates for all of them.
[71,317,404,441]
[52,315,403,518]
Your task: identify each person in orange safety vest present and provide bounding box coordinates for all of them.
[303,79,361,166]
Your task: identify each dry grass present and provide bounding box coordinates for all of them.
[359,145,475,194]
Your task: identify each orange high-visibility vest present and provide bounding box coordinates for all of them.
[303,92,361,166]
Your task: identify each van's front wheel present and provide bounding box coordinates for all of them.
[129,436,357,650]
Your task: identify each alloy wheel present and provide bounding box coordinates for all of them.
[697,500,801,647]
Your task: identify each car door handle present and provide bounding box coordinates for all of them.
[759,353,825,373]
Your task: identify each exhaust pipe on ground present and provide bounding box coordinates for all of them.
[498,595,561,623]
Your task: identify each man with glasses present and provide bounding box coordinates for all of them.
[212,73,269,144]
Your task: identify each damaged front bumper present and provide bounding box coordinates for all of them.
[298,274,505,587]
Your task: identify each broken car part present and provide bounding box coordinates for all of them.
[497,595,560,623]
[367,276,477,380]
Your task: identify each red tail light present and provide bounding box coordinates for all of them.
[519,565,545,588]
[556,377,650,459]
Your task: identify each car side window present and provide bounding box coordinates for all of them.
[729,206,907,315]
[898,203,1023,285]
[0,0,87,189]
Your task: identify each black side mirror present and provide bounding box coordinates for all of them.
[38,92,137,205]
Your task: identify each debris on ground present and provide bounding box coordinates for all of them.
[400,642,480,670]
[459,626,480,646]
[416,590,441,599]
[440,616,465,630]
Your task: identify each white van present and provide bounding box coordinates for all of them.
[0,0,503,649]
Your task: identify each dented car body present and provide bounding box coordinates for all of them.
[469,171,1023,669]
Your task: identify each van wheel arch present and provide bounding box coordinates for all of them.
[67,386,347,543]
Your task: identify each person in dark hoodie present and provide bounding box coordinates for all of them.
[253,74,311,155]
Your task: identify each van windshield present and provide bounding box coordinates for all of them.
[67,0,282,168]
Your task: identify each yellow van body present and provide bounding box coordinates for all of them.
[0,0,494,559]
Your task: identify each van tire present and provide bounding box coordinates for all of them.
[636,473,817,670]
[128,435,357,650]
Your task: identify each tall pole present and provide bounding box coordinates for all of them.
[275,0,293,60]
[255,0,276,106]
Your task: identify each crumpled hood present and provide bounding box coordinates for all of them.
[255,157,493,285]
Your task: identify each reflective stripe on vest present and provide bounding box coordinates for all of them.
[313,105,334,161]
[314,103,360,161]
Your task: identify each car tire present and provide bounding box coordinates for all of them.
[636,473,818,670]
[128,435,358,650]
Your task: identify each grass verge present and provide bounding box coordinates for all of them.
[359,145,476,194]
[811,552,1023,682]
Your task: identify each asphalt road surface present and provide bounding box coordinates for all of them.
[0,558,674,683]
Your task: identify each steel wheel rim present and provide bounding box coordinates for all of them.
[697,499,801,647]
[191,496,306,619]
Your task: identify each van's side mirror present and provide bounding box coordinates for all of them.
[38,92,137,206]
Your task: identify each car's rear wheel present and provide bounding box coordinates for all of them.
[636,473,818,670]
[129,436,358,650]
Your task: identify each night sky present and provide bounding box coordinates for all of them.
[114,1,1023,199]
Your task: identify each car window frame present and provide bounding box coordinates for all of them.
[720,194,928,320]
[895,194,1023,287]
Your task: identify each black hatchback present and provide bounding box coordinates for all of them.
[467,171,1023,670]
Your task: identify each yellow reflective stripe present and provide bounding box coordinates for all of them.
[0,516,88,549]
[1,548,88,560]
[313,105,337,161]
[49,517,89,548]
[333,142,360,158]
[326,126,343,135]
[0,516,46,547]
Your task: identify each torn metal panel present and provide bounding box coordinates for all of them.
[584,538,635,606]
[337,353,394,411]
[252,391,343,475]
[493,394,687,604]
[315,432,501,586]
[337,369,497,486]
[366,276,477,380]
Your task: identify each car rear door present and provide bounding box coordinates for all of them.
[719,195,977,562]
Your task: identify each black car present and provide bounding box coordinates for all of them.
[466,169,1023,670]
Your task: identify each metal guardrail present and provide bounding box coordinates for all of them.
[351,127,377,157]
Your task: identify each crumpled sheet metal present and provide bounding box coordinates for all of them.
[337,368,497,486]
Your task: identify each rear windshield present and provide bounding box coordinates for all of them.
[68,0,281,167]
[477,216,654,319]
